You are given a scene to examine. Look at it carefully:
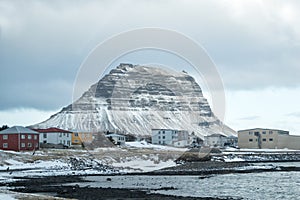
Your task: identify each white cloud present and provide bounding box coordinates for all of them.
[0,108,59,127]
[225,87,300,135]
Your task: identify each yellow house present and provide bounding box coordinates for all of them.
[71,131,94,146]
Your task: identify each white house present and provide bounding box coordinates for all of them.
[105,133,126,145]
[151,129,189,147]
[33,127,72,147]
[204,134,228,148]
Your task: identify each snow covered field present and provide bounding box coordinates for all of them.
[0,141,186,181]
[0,142,186,199]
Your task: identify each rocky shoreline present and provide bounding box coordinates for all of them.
[5,174,241,200]
[2,160,300,200]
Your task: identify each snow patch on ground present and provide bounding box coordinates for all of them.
[126,141,187,151]
[223,157,245,162]
[0,160,69,171]
[0,192,16,200]
[112,158,176,172]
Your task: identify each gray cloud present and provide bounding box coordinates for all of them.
[286,112,300,118]
[1,0,300,110]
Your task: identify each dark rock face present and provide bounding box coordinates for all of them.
[33,64,235,137]
[133,83,176,96]
[95,76,116,98]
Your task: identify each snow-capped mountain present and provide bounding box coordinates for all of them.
[33,63,235,138]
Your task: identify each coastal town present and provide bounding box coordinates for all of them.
[1,1,300,199]
[1,125,300,152]
[1,124,300,200]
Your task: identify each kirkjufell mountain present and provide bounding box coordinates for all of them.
[33,63,235,138]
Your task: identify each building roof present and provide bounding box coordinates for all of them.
[69,129,93,133]
[151,129,187,132]
[0,126,39,135]
[238,128,289,133]
[227,135,238,139]
[152,128,174,131]
[205,133,227,138]
[33,127,72,133]
[106,133,125,137]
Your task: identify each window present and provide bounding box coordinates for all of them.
[3,135,8,140]
[249,132,253,135]
[43,140,47,144]
[74,133,78,137]
[59,133,62,137]
[21,135,25,139]
[269,138,273,141]
[28,135,32,139]
[249,139,253,142]
[34,135,37,140]
[269,131,273,134]
[162,131,165,134]
[158,141,161,144]
[162,136,165,139]
[21,143,25,147]
[262,131,266,134]
[262,138,266,142]
[3,143,8,148]
[158,136,161,139]
[43,133,47,138]
[67,141,70,146]
[74,140,79,143]
[67,133,69,137]
[28,143,32,147]
[63,133,66,136]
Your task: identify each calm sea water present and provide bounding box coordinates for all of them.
[68,162,300,200]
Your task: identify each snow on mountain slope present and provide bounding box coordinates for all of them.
[32,64,236,138]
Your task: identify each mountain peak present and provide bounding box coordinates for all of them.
[33,64,235,138]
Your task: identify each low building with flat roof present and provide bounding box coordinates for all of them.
[105,133,126,145]
[204,133,228,148]
[238,128,300,150]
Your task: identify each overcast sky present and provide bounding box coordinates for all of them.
[0,0,300,135]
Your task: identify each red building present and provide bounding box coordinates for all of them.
[0,126,39,151]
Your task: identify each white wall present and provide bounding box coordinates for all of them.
[152,129,175,145]
[152,129,189,147]
[204,135,227,147]
[39,132,72,146]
